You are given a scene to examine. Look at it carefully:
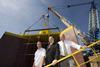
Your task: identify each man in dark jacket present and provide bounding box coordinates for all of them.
[45,36,60,67]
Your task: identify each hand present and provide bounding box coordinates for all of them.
[51,59,58,66]
[81,46,87,49]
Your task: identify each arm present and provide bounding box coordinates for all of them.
[39,56,45,67]
[39,49,46,67]
[70,41,87,50]
[70,41,81,50]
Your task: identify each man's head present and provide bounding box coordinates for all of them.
[60,34,66,41]
[49,36,54,44]
[37,41,42,49]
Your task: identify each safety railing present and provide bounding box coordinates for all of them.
[45,40,100,67]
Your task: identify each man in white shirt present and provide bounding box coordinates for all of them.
[58,34,83,67]
[32,41,46,67]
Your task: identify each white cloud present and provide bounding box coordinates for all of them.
[0,0,31,13]
[0,0,20,11]
[41,0,49,6]
[0,0,48,37]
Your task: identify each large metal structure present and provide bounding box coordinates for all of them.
[89,1,100,40]
[67,1,100,40]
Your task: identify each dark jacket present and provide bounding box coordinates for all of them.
[45,43,60,67]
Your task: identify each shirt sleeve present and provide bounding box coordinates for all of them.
[70,41,81,50]
[41,49,46,57]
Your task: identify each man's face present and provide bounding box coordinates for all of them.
[60,34,65,41]
[49,36,54,43]
[37,41,42,48]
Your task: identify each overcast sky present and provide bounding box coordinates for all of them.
[0,0,100,38]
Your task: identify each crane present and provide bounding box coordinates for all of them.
[48,6,71,27]
[48,6,81,35]
[67,1,100,41]
[67,1,92,8]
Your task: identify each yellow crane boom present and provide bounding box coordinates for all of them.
[48,6,81,35]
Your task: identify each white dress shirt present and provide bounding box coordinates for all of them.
[34,48,46,67]
[58,40,81,56]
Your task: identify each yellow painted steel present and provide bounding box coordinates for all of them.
[39,30,51,34]
[72,55,80,67]
[91,47,98,57]
[60,25,73,36]
[79,45,99,66]
[45,40,100,67]
[79,55,99,66]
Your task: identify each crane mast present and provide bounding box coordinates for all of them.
[67,1,100,40]
[89,1,100,40]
